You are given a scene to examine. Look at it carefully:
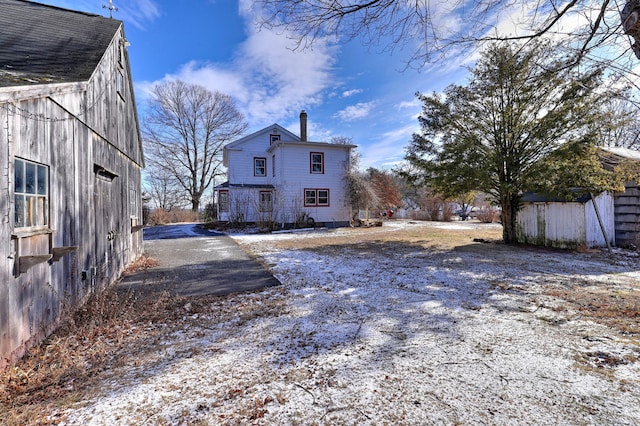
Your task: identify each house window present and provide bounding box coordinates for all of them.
[270,133,281,144]
[310,152,324,174]
[117,69,125,100]
[254,157,266,176]
[304,189,330,207]
[218,190,229,212]
[14,158,49,228]
[260,191,273,212]
[272,155,276,177]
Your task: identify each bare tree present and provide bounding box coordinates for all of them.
[143,162,186,211]
[254,0,640,75]
[143,80,247,212]
[595,97,640,149]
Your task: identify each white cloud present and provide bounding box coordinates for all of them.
[359,124,418,169]
[142,4,337,128]
[396,99,421,110]
[335,101,376,121]
[342,89,362,98]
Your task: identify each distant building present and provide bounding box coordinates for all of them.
[0,0,144,366]
[216,111,355,228]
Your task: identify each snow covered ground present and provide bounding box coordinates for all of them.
[61,220,640,425]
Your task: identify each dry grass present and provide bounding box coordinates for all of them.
[272,221,504,252]
[1,221,637,424]
[546,287,640,335]
[0,255,189,426]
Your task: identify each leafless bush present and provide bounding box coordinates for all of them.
[228,192,251,226]
[146,209,199,225]
[474,204,500,223]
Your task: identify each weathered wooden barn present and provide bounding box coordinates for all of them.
[599,146,640,247]
[0,1,144,366]
[516,192,616,249]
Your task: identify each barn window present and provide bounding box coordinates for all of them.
[254,157,266,177]
[310,152,324,174]
[14,158,49,228]
[218,190,229,212]
[304,188,330,207]
[117,69,125,100]
[259,191,273,212]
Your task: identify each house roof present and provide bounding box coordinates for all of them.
[214,182,276,190]
[224,124,301,150]
[0,0,122,87]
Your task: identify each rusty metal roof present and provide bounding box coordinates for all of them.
[0,0,121,87]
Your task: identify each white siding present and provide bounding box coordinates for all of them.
[516,193,615,248]
[274,144,350,224]
[222,127,352,225]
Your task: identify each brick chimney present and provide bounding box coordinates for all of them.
[300,110,307,142]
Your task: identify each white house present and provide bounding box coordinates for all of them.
[216,111,355,228]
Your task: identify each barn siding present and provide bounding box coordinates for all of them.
[0,26,143,366]
[614,184,640,247]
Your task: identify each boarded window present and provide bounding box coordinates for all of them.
[260,191,273,212]
[117,69,125,100]
[14,158,49,228]
[219,190,229,212]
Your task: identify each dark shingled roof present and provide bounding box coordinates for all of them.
[0,0,122,87]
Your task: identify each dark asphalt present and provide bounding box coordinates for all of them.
[118,223,280,297]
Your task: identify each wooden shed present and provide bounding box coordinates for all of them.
[0,1,144,366]
[516,192,615,249]
[599,146,640,247]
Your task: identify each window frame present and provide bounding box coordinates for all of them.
[270,133,281,145]
[259,191,273,212]
[218,190,229,212]
[304,188,330,207]
[272,154,276,177]
[14,158,49,230]
[310,152,324,174]
[254,157,267,177]
[116,69,125,100]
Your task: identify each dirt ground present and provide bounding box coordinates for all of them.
[1,219,639,425]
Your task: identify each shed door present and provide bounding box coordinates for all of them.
[94,171,116,288]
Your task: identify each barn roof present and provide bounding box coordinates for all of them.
[599,146,640,170]
[521,191,593,203]
[0,0,121,87]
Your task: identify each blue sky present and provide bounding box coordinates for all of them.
[39,0,472,169]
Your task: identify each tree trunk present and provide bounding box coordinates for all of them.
[500,194,520,244]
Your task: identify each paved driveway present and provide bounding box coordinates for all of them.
[118,224,280,296]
